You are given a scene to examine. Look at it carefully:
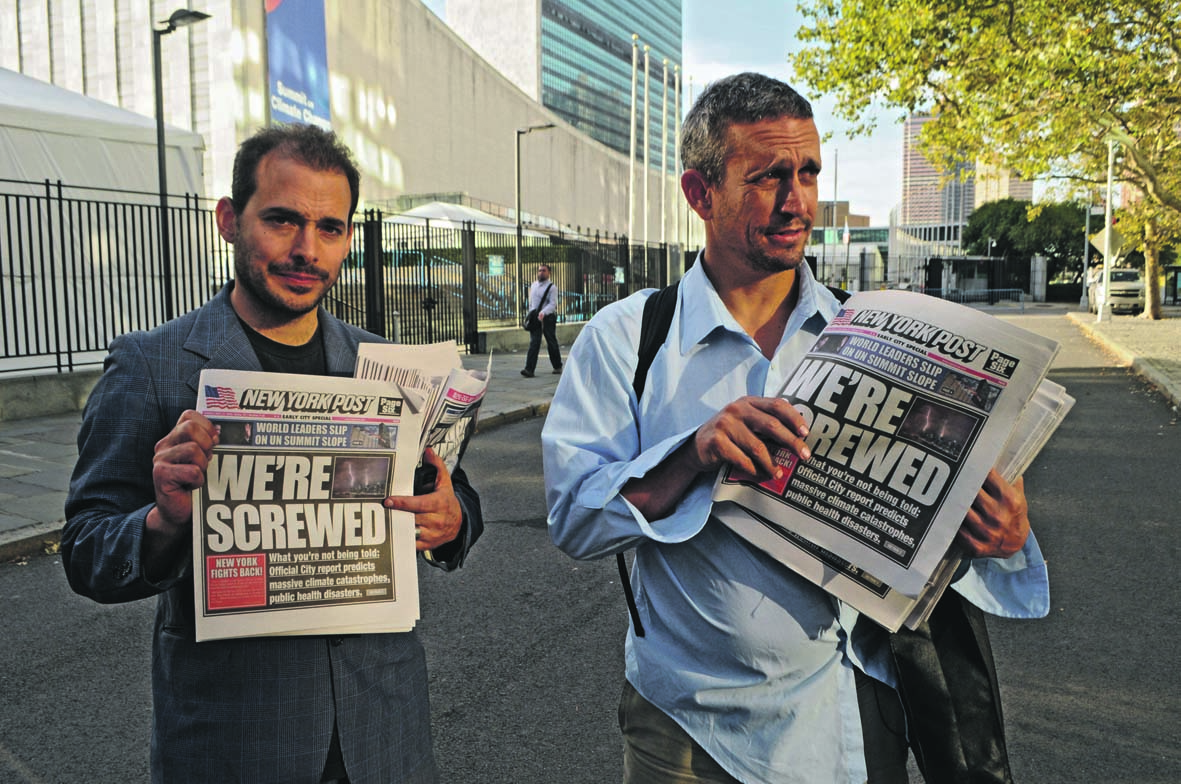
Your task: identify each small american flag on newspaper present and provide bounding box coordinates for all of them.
[204,385,238,410]
[829,307,854,327]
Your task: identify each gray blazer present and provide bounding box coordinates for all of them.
[63,285,482,784]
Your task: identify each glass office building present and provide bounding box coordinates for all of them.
[447,0,682,166]
[540,0,682,164]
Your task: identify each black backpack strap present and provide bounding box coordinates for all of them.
[616,282,680,638]
[827,285,851,304]
[633,283,680,400]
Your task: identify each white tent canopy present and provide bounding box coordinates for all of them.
[0,67,205,199]
[385,200,547,237]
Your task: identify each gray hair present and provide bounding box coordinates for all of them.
[680,73,813,186]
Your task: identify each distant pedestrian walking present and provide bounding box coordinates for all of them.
[522,264,562,377]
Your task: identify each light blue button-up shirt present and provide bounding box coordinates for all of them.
[542,260,1049,783]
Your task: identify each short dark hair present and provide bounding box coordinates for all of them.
[681,73,813,186]
[231,124,361,222]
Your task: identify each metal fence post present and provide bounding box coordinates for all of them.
[461,220,479,353]
[618,241,631,300]
[49,180,69,372]
[362,209,386,337]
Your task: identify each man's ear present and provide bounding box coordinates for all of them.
[681,169,713,221]
[215,197,238,243]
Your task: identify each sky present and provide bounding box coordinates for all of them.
[681,0,903,226]
[424,0,904,225]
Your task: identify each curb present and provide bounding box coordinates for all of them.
[0,521,63,562]
[1,401,553,563]
[1066,313,1181,410]
[473,402,551,433]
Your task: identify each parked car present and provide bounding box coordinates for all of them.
[1088,267,1145,315]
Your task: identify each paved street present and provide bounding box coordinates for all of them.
[987,310,1180,783]
[2,305,1181,782]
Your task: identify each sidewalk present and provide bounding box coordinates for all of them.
[4,306,1181,561]
[1066,307,1181,411]
[0,347,564,561]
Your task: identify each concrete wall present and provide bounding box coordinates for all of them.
[4,0,688,241]
[324,0,679,239]
[476,322,585,354]
[0,370,100,423]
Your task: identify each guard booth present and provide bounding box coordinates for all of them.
[1165,265,1181,306]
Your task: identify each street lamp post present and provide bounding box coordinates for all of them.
[1098,139,1116,324]
[515,123,555,320]
[1081,201,1092,309]
[153,8,210,321]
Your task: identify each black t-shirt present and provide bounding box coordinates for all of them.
[239,315,327,376]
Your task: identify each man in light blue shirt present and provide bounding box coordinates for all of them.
[542,73,1048,783]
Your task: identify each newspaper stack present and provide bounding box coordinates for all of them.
[711,291,1075,631]
[191,346,489,642]
[354,341,491,474]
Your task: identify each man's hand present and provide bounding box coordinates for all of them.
[623,395,811,520]
[384,448,463,552]
[957,470,1030,559]
[689,396,811,479]
[143,410,219,579]
[150,410,219,531]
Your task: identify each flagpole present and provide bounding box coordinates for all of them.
[627,35,638,249]
[686,75,695,249]
[831,149,839,285]
[843,217,851,290]
[673,64,681,254]
[643,45,651,254]
[660,57,669,249]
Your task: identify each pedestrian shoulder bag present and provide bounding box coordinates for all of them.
[524,283,553,332]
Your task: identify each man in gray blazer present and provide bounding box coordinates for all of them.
[62,125,482,784]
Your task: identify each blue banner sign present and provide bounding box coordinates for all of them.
[266,0,332,128]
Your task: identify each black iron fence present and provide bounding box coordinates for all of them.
[0,179,682,377]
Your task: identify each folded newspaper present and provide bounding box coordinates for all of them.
[191,345,490,642]
[193,370,426,641]
[354,341,491,473]
[711,291,1073,631]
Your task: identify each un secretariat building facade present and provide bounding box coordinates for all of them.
[4,0,683,239]
[444,0,682,165]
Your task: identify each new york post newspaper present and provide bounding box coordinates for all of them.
[193,370,425,642]
[712,291,1071,630]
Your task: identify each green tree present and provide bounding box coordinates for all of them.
[792,0,1181,318]
[963,198,1087,284]
[961,198,1030,260]
[1027,201,1089,283]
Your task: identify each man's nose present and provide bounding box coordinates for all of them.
[290,224,319,263]
[776,180,805,215]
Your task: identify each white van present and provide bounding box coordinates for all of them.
[1088,268,1145,315]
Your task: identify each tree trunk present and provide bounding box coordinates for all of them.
[1142,216,1162,320]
